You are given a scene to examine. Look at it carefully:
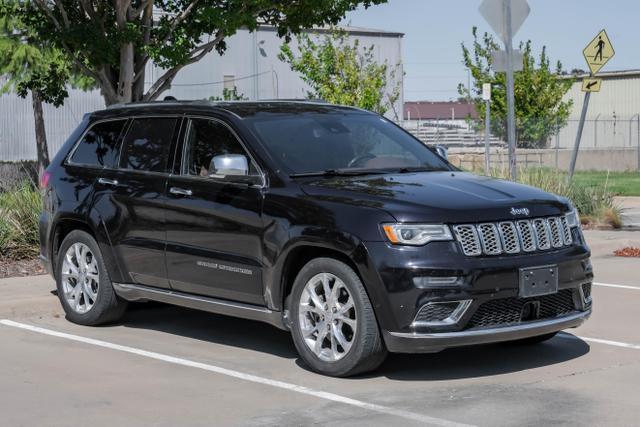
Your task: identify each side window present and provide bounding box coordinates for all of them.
[70,120,126,168]
[183,118,258,177]
[120,118,178,173]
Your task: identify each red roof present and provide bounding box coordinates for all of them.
[404,101,478,120]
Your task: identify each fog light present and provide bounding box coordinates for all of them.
[580,282,592,304]
[413,276,463,288]
[413,300,472,326]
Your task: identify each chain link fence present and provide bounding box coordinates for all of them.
[404,117,640,172]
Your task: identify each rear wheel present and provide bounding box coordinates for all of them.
[56,230,127,325]
[290,257,387,377]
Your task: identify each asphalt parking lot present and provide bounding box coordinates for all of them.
[1,230,639,426]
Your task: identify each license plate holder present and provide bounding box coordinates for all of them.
[519,265,558,297]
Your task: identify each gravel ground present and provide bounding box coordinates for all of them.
[0,257,45,279]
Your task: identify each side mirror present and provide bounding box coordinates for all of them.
[209,154,262,185]
[210,154,249,176]
[434,145,448,160]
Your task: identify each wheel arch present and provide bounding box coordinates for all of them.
[50,212,124,283]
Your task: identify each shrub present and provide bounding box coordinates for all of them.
[0,182,42,259]
[489,167,621,228]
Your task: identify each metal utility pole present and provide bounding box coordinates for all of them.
[480,0,529,180]
[568,92,591,179]
[503,0,517,181]
[483,83,492,174]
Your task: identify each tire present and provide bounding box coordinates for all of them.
[56,230,127,325]
[290,257,387,377]
[509,332,558,345]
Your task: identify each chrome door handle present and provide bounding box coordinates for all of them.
[98,178,119,187]
[169,187,192,196]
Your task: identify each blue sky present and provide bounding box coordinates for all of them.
[345,0,640,101]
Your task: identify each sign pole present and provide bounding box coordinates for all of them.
[568,91,591,179]
[482,83,492,174]
[504,0,517,181]
[485,100,491,174]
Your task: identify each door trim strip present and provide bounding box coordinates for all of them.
[112,283,287,330]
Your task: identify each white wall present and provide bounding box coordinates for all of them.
[0,27,403,162]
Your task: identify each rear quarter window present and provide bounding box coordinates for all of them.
[69,120,127,168]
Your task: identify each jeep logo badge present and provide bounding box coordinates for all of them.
[510,207,530,216]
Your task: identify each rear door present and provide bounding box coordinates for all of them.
[95,116,181,289]
[164,116,266,305]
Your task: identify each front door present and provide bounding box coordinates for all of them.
[164,117,266,305]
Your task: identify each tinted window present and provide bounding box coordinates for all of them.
[70,120,126,167]
[120,118,178,173]
[245,113,451,174]
[183,118,258,176]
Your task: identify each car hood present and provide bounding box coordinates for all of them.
[299,171,569,223]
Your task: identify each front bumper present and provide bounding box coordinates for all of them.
[383,309,591,353]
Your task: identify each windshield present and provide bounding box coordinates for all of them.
[244,112,451,174]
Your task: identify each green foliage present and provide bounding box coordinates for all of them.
[6,0,387,105]
[459,27,574,149]
[0,0,72,106]
[488,167,621,228]
[0,183,42,260]
[208,87,248,101]
[279,29,400,116]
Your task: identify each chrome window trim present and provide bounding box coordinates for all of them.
[179,115,266,189]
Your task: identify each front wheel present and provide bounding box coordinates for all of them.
[56,230,127,325]
[290,258,387,377]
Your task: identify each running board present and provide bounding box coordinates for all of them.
[112,283,287,330]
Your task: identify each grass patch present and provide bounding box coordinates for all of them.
[572,171,640,197]
[487,167,622,228]
[0,182,41,260]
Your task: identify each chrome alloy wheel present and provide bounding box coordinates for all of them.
[298,273,357,362]
[61,243,99,314]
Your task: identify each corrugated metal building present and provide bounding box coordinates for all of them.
[0,25,404,162]
[556,70,640,149]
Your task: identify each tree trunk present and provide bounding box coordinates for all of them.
[31,90,50,180]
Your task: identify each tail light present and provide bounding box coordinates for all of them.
[39,170,51,190]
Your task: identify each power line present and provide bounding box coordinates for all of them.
[170,70,273,87]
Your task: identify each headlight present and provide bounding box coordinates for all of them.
[565,208,580,228]
[382,223,453,246]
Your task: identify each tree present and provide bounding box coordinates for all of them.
[458,27,574,149]
[11,0,386,107]
[208,87,248,101]
[279,29,401,118]
[0,0,74,177]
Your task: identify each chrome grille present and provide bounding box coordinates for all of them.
[516,220,536,252]
[452,225,481,256]
[547,217,564,248]
[477,223,502,255]
[454,216,573,256]
[533,219,551,250]
[559,216,573,245]
[498,222,521,254]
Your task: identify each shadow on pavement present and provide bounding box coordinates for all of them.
[117,302,590,379]
[119,302,297,359]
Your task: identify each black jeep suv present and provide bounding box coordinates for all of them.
[40,101,592,377]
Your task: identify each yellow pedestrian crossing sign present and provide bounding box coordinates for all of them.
[583,30,614,75]
[581,78,602,92]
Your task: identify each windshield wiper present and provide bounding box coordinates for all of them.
[397,166,444,173]
[289,168,388,178]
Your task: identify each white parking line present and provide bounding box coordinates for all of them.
[593,282,640,291]
[0,319,472,427]
[560,333,640,350]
